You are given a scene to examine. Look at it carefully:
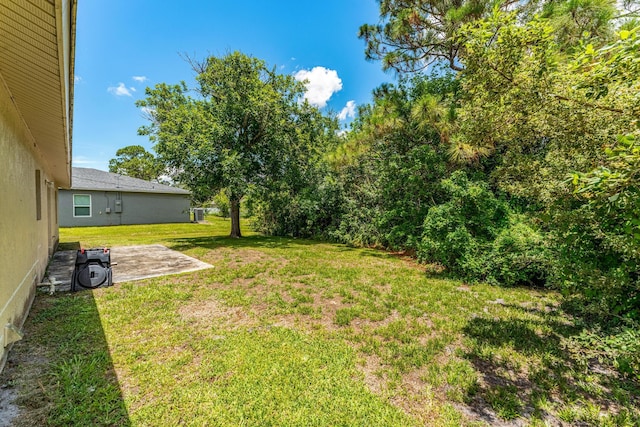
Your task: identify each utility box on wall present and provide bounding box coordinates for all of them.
[114,199,122,213]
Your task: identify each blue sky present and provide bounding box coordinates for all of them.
[72,1,392,171]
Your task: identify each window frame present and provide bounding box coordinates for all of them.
[73,194,92,218]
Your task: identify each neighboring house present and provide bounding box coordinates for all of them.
[59,167,191,227]
[0,1,76,370]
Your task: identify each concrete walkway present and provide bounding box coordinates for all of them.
[43,244,213,292]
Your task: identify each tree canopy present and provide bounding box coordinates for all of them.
[358,0,627,73]
[108,145,163,181]
[359,0,537,72]
[137,51,332,237]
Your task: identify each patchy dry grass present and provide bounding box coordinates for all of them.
[1,218,638,426]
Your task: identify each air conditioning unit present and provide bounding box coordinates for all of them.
[193,208,204,222]
[71,248,113,291]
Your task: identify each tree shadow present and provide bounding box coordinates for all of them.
[461,304,640,423]
[170,234,428,266]
[0,290,130,426]
[167,234,342,253]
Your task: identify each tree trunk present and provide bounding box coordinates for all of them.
[230,197,242,238]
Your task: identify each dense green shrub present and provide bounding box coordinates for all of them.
[557,134,640,322]
[484,218,550,287]
[418,171,550,286]
[326,160,386,247]
[550,202,640,322]
[252,174,344,239]
[324,73,456,251]
[418,171,507,277]
[456,17,640,318]
[375,144,447,250]
[329,142,447,250]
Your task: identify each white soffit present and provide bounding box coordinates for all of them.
[0,0,76,187]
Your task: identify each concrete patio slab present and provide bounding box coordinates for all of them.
[111,244,212,282]
[42,244,213,292]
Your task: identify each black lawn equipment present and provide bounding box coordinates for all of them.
[71,248,113,291]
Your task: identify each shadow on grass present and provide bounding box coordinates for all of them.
[461,305,640,423]
[167,234,422,264]
[167,234,335,252]
[0,290,130,426]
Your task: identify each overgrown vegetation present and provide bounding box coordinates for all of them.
[242,3,640,382]
[1,221,637,425]
[127,0,640,402]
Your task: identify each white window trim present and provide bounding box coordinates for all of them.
[73,194,92,218]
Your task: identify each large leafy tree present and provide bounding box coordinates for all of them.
[137,52,307,237]
[108,145,163,181]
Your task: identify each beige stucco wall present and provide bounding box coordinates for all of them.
[0,79,58,367]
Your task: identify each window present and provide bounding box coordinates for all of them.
[73,194,91,217]
[35,170,42,220]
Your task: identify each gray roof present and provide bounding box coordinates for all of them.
[69,168,190,195]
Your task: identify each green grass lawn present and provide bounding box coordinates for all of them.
[5,218,639,426]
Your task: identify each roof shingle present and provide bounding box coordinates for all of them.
[70,167,190,195]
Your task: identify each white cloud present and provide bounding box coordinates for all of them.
[337,100,356,121]
[73,155,108,170]
[73,156,97,165]
[132,75,147,83]
[294,66,342,108]
[130,87,136,92]
[74,75,83,83]
[107,82,132,97]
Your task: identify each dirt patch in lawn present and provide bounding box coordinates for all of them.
[178,298,255,329]
[199,248,287,269]
[358,353,388,396]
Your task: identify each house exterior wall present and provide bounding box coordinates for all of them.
[59,190,191,227]
[0,78,57,367]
